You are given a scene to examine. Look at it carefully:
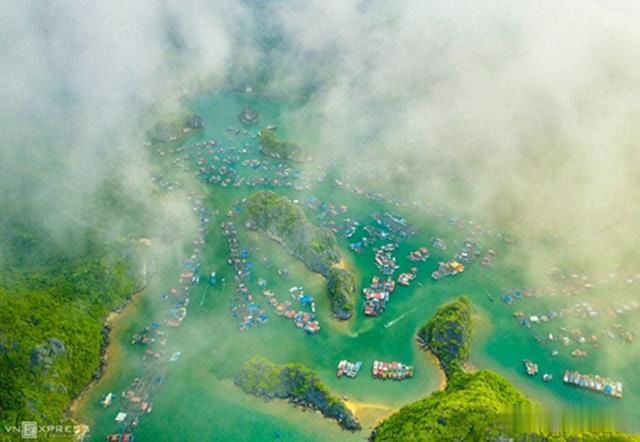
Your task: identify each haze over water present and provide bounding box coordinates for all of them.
[3,1,640,440]
[76,92,640,440]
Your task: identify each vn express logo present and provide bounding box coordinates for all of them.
[3,421,88,439]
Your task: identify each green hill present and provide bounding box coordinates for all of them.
[0,180,151,427]
[234,356,360,431]
[258,128,309,162]
[245,190,355,319]
[373,369,528,441]
[374,298,640,442]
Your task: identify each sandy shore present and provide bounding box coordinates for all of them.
[463,361,478,373]
[344,399,394,429]
[422,350,448,391]
[344,399,393,415]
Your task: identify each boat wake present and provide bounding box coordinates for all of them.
[384,307,417,329]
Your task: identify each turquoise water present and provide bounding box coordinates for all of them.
[76,91,640,440]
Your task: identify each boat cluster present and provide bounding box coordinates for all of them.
[522,359,553,382]
[222,218,269,332]
[431,237,447,250]
[431,259,465,281]
[563,370,623,399]
[408,247,430,262]
[336,358,416,381]
[262,287,320,334]
[481,249,496,266]
[107,433,134,442]
[397,268,418,287]
[336,360,363,378]
[431,239,481,281]
[372,361,414,381]
[163,132,318,192]
[105,193,212,438]
[372,212,416,239]
[363,276,396,317]
[374,243,399,275]
[150,174,180,192]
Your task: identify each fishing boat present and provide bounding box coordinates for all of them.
[336,360,347,378]
[337,360,362,378]
[571,349,587,358]
[523,359,538,376]
[100,392,113,408]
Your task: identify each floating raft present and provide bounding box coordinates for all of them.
[372,360,414,381]
[336,360,362,378]
[563,370,622,399]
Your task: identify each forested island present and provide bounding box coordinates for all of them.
[245,190,355,319]
[148,112,204,143]
[0,181,149,426]
[234,356,361,431]
[416,297,472,377]
[258,127,310,162]
[373,299,639,441]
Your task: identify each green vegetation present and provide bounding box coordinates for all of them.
[417,296,471,377]
[375,372,640,442]
[326,268,355,320]
[148,112,203,143]
[234,356,361,431]
[0,180,151,427]
[374,298,640,441]
[245,191,356,319]
[258,128,308,161]
[374,370,528,441]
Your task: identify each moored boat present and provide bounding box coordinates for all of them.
[523,359,538,376]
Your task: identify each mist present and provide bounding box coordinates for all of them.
[4,0,638,257]
[2,0,640,382]
[262,0,640,261]
[0,0,255,254]
[243,0,640,376]
[3,1,640,435]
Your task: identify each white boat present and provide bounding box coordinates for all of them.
[100,392,113,408]
[115,412,127,423]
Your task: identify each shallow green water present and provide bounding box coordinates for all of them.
[76,91,640,441]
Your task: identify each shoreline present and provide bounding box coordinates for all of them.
[68,284,147,418]
[424,350,448,391]
[343,399,394,430]
[332,258,348,270]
